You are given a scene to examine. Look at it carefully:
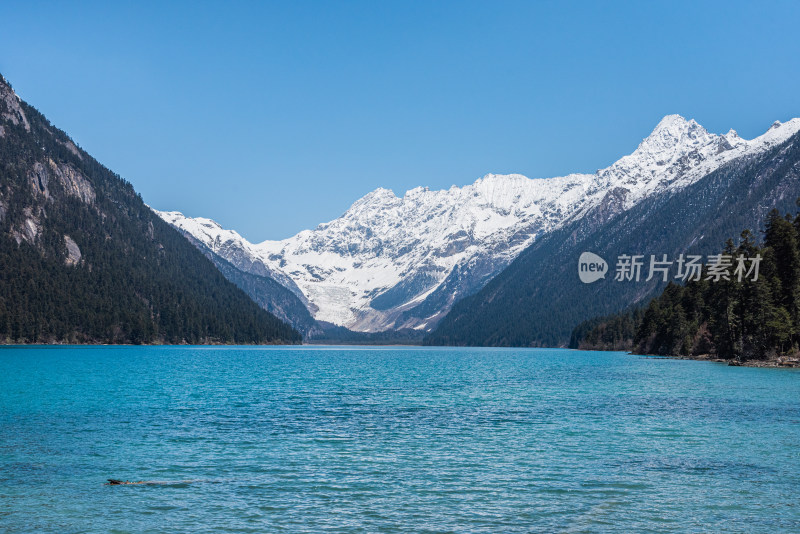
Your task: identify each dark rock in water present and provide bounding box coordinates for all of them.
[104,478,199,486]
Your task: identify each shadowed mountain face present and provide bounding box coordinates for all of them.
[0,74,300,344]
[425,129,800,347]
[158,116,800,338]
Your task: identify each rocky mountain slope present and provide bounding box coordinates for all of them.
[426,127,800,346]
[0,73,300,344]
[157,115,800,335]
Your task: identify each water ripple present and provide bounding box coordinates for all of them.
[1,346,799,532]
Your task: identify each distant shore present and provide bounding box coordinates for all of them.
[640,352,800,368]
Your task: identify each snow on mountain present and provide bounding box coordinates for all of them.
[155,115,800,333]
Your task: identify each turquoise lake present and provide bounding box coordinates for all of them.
[1,346,799,532]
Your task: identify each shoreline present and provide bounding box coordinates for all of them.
[3,343,799,368]
[638,352,800,368]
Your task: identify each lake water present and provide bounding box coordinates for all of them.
[1,346,799,532]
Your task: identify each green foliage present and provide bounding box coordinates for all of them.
[0,76,300,345]
[426,128,800,348]
[307,324,425,345]
[576,211,800,361]
[569,308,645,351]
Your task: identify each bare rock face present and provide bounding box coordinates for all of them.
[60,139,82,159]
[0,77,30,131]
[64,235,82,266]
[0,78,96,259]
[12,208,41,245]
[48,159,96,204]
[29,162,50,198]
[25,159,95,205]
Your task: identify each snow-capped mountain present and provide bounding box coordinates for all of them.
[156,115,800,333]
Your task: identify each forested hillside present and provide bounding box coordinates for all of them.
[426,129,800,347]
[572,209,800,363]
[0,74,300,344]
[569,309,645,351]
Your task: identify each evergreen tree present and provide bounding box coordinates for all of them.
[575,211,800,362]
[0,74,301,345]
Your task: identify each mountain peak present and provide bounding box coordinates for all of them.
[343,187,398,216]
[157,113,800,336]
[630,114,712,160]
[646,113,706,139]
[0,74,30,132]
[654,113,692,128]
[0,72,13,92]
[364,187,396,199]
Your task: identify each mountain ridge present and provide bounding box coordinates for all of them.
[0,73,300,345]
[425,127,800,346]
[156,114,800,336]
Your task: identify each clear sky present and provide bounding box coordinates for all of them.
[2,1,799,241]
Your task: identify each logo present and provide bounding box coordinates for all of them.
[577,252,762,284]
[578,252,608,284]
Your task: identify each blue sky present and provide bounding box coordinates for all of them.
[2,1,799,241]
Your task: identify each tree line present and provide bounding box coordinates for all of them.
[0,77,301,345]
[572,206,800,362]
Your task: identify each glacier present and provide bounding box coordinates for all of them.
[156,115,800,333]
